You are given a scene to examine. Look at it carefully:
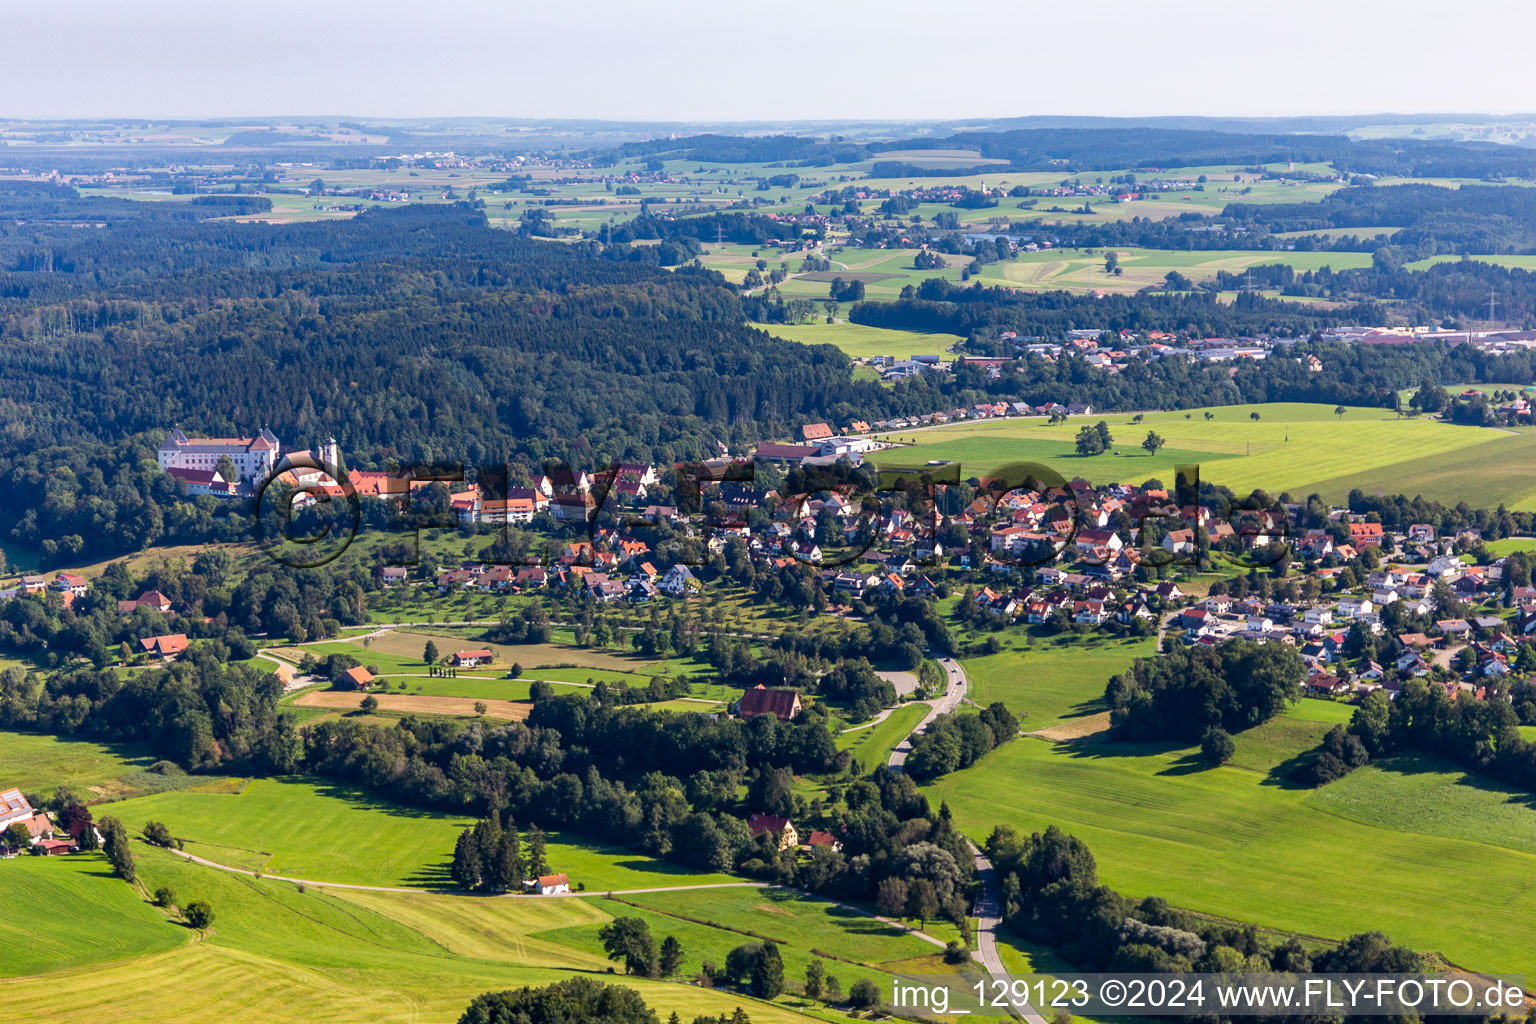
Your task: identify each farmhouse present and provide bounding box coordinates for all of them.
[122,590,173,614]
[139,633,190,659]
[451,649,493,668]
[803,830,843,853]
[746,813,799,850]
[734,684,802,721]
[529,873,571,895]
[341,665,375,689]
[0,789,55,848]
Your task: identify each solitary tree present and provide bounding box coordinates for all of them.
[99,816,135,883]
[1250,411,1261,422]
[1201,726,1237,765]
[143,820,174,847]
[1074,424,1105,457]
[359,695,379,714]
[1142,430,1166,456]
[1335,406,1347,421]
[526,825,548,878]
[184,900,215,932]
[423,639,440,665]
[849,978,881,1010]
[153,886,177,909]
[876,876,909,919]
[906,878,940,931]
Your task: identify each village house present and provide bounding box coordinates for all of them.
[802,830,843,853]
[746,813,799,850]
[734,684,802,721]
[139,633,190,660]
[0,789,57,851]
[529,873,571,895]
[342,665,375,689]
[659,564,699,597]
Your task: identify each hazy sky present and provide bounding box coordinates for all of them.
[8,0,1536,121]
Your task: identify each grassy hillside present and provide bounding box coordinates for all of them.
[0,854,186,976]
[0,731,158,797]
[928,724,1536,977]
[105,775,739,891]
[0,846,821,1024]
[754,321,964,361]
[874,403,1519,504]
[836,704,929,766]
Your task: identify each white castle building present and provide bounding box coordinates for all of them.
[158,428,281,484]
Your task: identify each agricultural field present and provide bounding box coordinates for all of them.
[1404,253,1536,272]
[0,730,159,797]
[550,887,956,994]
[928,719,1536,978]
[290,690,533,721]
[753,320,963,360]
[872,402,1530,506]
[1309,753,1536,855]
[101,775,739,891]
[0,846,820,1024]
[960,636,1157,730]
[0,854,186,977]
[971,247,1373,296]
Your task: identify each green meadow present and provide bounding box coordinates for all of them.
[754,320,963,360]
[961,637,1157,729]
[0,731,157,797]
[874,402,1518,504]
[538,890,944,999]
[836,703,929,766]
[0,846,821,1024]
[103,775,739,891]
[928,721,1536,977]
[0,854,187,977]
[972,247,1373,295]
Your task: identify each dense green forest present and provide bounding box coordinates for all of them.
[588,128,1536,178]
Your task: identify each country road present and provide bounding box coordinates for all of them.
[884,656,1045,1022]
[971,839,1048,1024]
[887,654,967,769]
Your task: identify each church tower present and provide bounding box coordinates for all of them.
[320,435,342,476]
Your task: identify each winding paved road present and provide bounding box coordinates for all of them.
[883,656,1045,1022]
[887,655,967,769]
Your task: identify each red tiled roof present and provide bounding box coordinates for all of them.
[140,633,189,656]
[736,685,801,720]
